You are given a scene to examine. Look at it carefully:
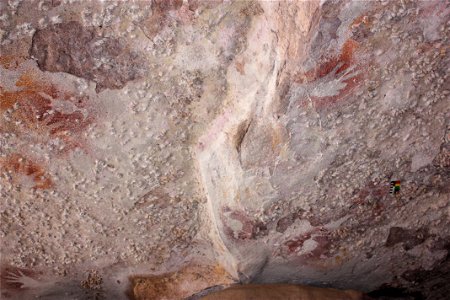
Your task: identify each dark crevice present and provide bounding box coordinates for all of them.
[235,120,252,164]
[367,286,423,300]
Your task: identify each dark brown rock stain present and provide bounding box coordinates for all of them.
[0,266,40,291]
[276,211,303,233]
[139,0,183,39]
[30,21,146,93]
[385,227,429,250]
[400,239,450,300]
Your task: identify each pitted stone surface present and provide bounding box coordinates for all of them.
[1,1,449,299]
[30,21,147,92]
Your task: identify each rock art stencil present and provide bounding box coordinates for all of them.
[0,0,449,299]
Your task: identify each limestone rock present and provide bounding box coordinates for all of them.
[30,21,146,92]
[0,0,449,299]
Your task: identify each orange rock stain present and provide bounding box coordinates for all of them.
[0,68,94,154]
[0,154,53,189]
[0,62,97,190]
[295,38,360,84]
[292,38,367,109]
[0,55,28,70]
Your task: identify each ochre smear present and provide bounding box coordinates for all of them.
[350,15,370,29]
[285,233,312,252]
[294,38,366,110]
[0,55,28,70]
[295,39,359,84]
[0,154,53,189]
[221,207,257,241]
[1,64,96,190]
[0,70,94,154]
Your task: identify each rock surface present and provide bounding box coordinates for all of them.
[30,21,147,92]
[0,0,449,299]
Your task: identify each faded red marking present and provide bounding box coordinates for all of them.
[235,60,246,75]
[295,39,359,84]
[351,182,387,206]
[304,234,331,259]
[0,56,28,70]
[187,0,223,12]
[350,15,370,29]
[0,70,94,155]
[0,266,40,290]
[284,227,330,259]
[312,72,363,109]
[293,38,368,110]
[221,207,260,241]
[285,232,312,252]
[346,181,388,229]
[276,211,303,233]
[176,1,197,24]
[336,39,359,74]
[418,0,450,18]
[141,0,183,38]
[0,154,53,189]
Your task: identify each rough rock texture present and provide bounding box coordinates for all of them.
[0,0,449,299]
[30,21,147,92]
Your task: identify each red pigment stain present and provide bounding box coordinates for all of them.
[0,55,28,70]
[141,0,183,38]
[349,182,387,227]
[294,38,367,109]
[283,227,331,260]
[221,208,256,241]
[350,15,370,29]
[0,70,94,154]
[351,182,387,206]
[0,154,53,189]
[0,266,40,290]
[419,0,449,18]
[176,2,196,25]
[313,84,362,108]
[304,235,331,259]
[285,232,312,252]
[335,39,359,74]
[295,39,359,84]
